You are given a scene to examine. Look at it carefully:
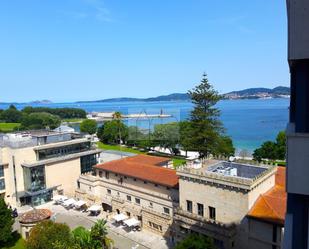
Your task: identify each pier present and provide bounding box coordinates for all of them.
[86,112,172,122]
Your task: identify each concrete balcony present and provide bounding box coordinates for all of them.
[286,122,309,195]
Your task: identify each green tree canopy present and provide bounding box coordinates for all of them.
[80,119,97,135]
[174,234,216,249]
[90,219,113,249]
[127,126,147,147]
[0,105,23,123]
[253,131,286,162]
[21,112,61,130]
[72,226,98,249]
[153,122,180,155]
[187,74,234,158]
[25,220,74,249]
[97,120,128,144]
[0,198,14,244]
[22,107,86,119]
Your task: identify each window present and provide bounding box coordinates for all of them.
[38,142,91,160]
[107,189,111,195]
[105,171,109,179]
[124,176,127,179]
[98,171,103,177]
[115,173,118,176]
[272,225,277,242]
[126,211,131,217]
[127,195,131,201]
[80,154,97,174]
[209,206,216,220]
[163,207,170,214]
[197,203,204,216]
[154,184,158,187]
[0,178,5,190]
[149,202,153,208]
[135,198,141,205]
[149,222,162,231]
[186,200,192,213]
[23,165,46,192]
[117,192,120,196]
[144,181,147,184]
[0,165,4,177]
[77,180,80,189]
[166,187,170,190]
[133,178,137,181]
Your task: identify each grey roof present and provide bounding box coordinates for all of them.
[207,161,268,179]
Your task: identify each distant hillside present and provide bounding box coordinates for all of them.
[76,93,189,103]
[76,86,289,103]
[223,86,290,99]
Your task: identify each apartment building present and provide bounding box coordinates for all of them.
[284,1,309,248]
[76,154,178,237]
[174,160,277,249]
[0,130,101,207]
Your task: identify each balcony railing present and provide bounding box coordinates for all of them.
[174,207,236,229]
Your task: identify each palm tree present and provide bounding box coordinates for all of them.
[90,219,114,249]
[72,226,99,249]
[112,111,122,144]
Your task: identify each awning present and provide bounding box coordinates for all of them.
[63,198,76,207]
[123,218,140,227]
[53,195,68,202]
[74,200,87,208]
[113,213,128,222]
[88,205,101,212]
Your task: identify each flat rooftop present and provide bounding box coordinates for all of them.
[177,159,275,189]
[0,129,82,149]
[207,161,268,179]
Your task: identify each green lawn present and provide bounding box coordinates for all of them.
[62,118,85,123]
[0,123,21,132]
[173,158,187,168]
[97,142,187,167]
[97,142,145,154]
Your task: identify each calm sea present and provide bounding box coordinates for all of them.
[0,98,289,152]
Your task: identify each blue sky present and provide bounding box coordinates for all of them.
[0,0,288,102]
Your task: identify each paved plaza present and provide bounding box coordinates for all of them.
[16,202,172,249]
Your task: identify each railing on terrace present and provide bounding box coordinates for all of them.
[177,161,276,186]
[174,207,236,229]
[0,139,37,149]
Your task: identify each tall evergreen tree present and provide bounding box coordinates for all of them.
[0,198,14,244]
[188,74,233,158]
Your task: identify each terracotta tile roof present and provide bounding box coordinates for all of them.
[19,209,52,224]
[94,155,178,188]
[123,154,171,166]
[247,167,286,226]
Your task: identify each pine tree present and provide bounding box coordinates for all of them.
[188,74,234,158]
[0,198,14,244]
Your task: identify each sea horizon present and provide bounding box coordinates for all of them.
[0,98,289,153]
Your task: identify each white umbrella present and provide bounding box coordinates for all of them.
[123,218,140,227]
[63,198,76,207]
[113,213,128,222]
[88,205,101,212]
[74,200,86,209]
[53,195,68,204]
